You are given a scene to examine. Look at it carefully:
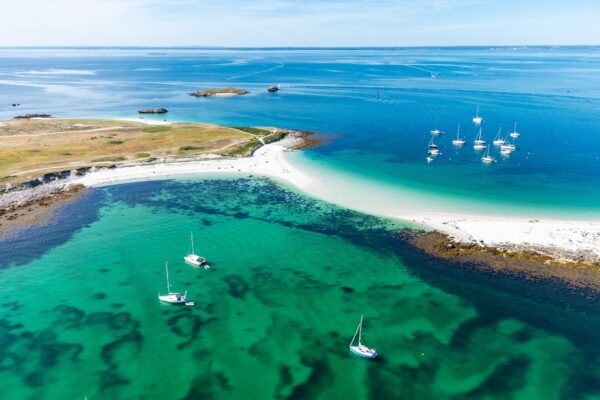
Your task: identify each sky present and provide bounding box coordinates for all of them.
[1,0,599,47]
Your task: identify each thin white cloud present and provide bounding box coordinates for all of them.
[0,0,598,46]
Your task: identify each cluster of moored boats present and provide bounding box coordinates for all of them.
[427,105,522,164]
[157,232,209,306]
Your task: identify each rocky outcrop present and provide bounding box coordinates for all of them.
[189,87,249,97]
[14,114,52,119]
[138,108,168,114]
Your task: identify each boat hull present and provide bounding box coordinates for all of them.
[158,293,187,304]
[184,255,206,266]
[349,345,378,359]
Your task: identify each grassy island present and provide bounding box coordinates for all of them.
[189,87,249,97]
[0,118,287,186]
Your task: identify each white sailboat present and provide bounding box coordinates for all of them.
[472,105,483,125]
[349,315,378,359]
[430,126,444,136]
[501,140,516,153]
[158,261,188,304]
[184,232,206,267]
[493,128,505,146]
[509,122,520,138]
[481,145,496,164]
[452,124,466,146]
[473,128,486,150]
[428,137,441,156]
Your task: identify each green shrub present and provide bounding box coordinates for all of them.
[107,140,123,145]
[143,125,171,133]
[91,156,126,162]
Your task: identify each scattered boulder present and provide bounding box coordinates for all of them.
[14,114,52,119]
[138,108,168,114]
[189,87,249,97]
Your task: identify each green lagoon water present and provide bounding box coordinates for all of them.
[1,177,600,399]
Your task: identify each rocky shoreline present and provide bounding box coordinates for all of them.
[0,181,86,238]
[401,230,600,292]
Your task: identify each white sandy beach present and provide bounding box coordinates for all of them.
[71,133,600,263]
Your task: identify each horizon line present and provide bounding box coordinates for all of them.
[1,45,600,50]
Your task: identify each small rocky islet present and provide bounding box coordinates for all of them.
[189,87,249,97]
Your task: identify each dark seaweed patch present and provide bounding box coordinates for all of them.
[223,274,250,299]
[341,286,354,293]
[52,304,85,329]
[92,292,107,300]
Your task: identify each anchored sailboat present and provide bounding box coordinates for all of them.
[428,137,441,155]
[472,105,483,125]
[481,145,496,164]
[493,128,505,146]
[473,128,486,150]
[184,232,206,267]
[158,261,188,304]
[452,124,466,146]
[509,122,520,138]
[349,315,378,359]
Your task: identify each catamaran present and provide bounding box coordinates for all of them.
[472,105,483,125]
[473,128,486,150]
[452,124,466,146]
[493,128,505,146]
[509,122,520,138]
[481,145,496,164]
[184,232,206,267]
[349,315,378,359]
[158,261,188,304]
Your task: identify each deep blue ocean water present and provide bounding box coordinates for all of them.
[1,47,599,216]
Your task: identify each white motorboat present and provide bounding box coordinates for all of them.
[158,261,188,304]
[184,232,206,267]
[349,315,378,359]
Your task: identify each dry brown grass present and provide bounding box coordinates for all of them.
[0,118,282,185]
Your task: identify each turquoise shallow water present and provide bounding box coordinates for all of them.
[1,178,600,399]
[1,47,599,216]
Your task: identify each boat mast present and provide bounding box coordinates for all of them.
[350,315,362,346]
[165,261,171,293]
[475,104,479,117]
[456,124,461,139]
[190,232,195,255]
[358,314,363,346]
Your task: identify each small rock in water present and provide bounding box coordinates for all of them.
[138,108,168,114]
